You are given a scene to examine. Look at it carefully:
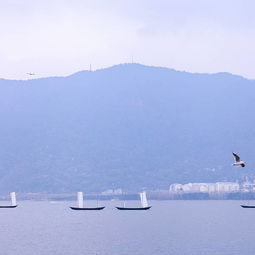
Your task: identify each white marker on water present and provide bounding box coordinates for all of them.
[77,192,84,208]
[139,191,148,208]
[10,192,17,206]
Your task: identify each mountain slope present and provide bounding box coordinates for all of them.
[0,64,254,193]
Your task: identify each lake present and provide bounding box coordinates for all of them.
[0,200,254,255]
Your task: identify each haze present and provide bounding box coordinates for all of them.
[1,0,255,79]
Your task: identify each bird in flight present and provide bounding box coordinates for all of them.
[232,152,245,167]
[27,73,35,75]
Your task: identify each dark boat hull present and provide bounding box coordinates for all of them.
[241,205,255,208]
[116,206,151,210]
[0,205,18,208]
[70,206,105,210]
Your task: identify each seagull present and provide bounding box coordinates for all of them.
[232,152,245,167]
[27,73,35,75]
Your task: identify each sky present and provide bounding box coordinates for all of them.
[1,0,255,79]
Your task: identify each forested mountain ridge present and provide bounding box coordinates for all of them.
[0,64,254,193]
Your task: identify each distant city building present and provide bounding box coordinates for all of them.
[169,182,240,193]
[101,189,123,195]
[215,182,240,193]
[169,184,183,192]
[242,181,255,192]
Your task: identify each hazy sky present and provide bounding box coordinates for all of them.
[1,0,255,79]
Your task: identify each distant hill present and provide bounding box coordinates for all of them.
[0,63,255,193]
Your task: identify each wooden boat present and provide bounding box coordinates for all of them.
[0,205,18,209]
[240,205,255,208]
[70,206,105,210]
[116,191,151,210]
[70,192,105,210]
[0,192,18,209]
[116,206,151,210]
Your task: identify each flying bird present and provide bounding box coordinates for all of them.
[27,73,35,75]
[232,152,245,167]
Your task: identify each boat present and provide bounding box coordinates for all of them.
[70,206,105,210]
[240,205,255,208]
[116,191,151,210]
[0,192,18,208]
[70,192,105,210]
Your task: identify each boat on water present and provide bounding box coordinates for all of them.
[240,205,255,208]
[116,191,151,210]
[70,192,105,210]
[0,192,18,209]
[70,206,105,210]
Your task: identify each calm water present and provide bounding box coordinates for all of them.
[0,200,254,255]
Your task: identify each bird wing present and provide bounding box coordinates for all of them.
[232,152,240,162]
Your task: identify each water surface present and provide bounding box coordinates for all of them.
[0,200,254,255]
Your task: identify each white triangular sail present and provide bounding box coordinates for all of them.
[77,192,84,208]
[139,191,148,208]
[10,192,17,206]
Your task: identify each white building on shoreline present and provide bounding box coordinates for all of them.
[169,182,240,193]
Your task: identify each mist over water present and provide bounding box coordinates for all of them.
[0,200,254,255]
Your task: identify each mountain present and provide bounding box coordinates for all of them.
[0,63,254,193]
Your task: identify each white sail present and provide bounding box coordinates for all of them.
[10,192,17,206]
[77,192,84,208]
[140,191,148,208]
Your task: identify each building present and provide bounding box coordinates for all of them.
[169,182,240,194]
[215,182,240,193]
[242,181,255,192]
[169,184,183,192]
[101,188,123,195]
